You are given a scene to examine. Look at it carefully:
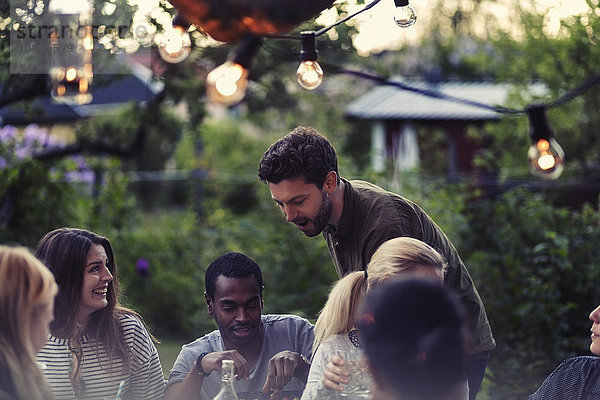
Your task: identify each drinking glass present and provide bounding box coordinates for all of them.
[336,348,372,399]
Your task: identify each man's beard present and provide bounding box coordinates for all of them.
[304,190,332,237]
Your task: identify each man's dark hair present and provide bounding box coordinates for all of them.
[358,278,468,400]
[204,252,264,299]
[258,126,340,187]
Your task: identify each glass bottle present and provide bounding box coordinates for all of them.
[213,360,239,400]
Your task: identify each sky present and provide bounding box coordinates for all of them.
[315,0,593,54]
[131,0,594,54]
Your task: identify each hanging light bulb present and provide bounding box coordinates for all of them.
[393,0,417,28]
[526,104,565,180]
[158,14,192,64]
[206,61,249,106]
[48,0,93,104]
[296,31,323,90]
[206,35,262,106]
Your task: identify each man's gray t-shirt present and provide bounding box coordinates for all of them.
[167,314,314,400]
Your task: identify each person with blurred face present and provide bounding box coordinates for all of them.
[0,245,57,400]
[357,278,469,400]
[258,126,494,400]
[165,252,315,400]
[35,227,165,400]
[529,304,600,399]
[302,237,466,400]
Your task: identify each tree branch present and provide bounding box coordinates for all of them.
[0,75,49,109]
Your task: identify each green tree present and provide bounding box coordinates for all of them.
[444,0,600,179]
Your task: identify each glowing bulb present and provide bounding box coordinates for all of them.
[55,67,66,81]
[528,138,564,179]
[83,25,94,51]
[297,60,323,90]
[205,35,260,106]
[65,67,77,82]
[158,26,192,64]
[526,104,564,180]
[297,31,323,90]
[538,154,555,170]
[79,77,89,92]
[206,61,249,106]
[51,66,92,104]
[393,0,417,28]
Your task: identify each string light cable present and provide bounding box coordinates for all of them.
[197,0,417,101]
[326,66,600,179]
[162,0,600,178]
[264,34,600,180]
[264,0,386,39]
[212,0,600,114]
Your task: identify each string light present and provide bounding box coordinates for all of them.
[164,0,395,94]
[48,0,93,105]
[206,35,262,106]
[297,31,323,90]
[151,0,599,178]
[393,0,417,28]
[157,14,192,64]
[526,104,565,180]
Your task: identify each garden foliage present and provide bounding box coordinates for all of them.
[463,189,600,398]
[5,120,600,400]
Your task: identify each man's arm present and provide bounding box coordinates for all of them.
[165,350,250,400]
[164,363,206,400]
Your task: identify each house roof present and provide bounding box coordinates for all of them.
[345,77,530,121]
[0,56,163,126]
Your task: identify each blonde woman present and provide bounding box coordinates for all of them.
[301,237,448,400]
[0,246,58,400]
[34,228,165,400]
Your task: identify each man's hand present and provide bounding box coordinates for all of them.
[165,350,250,400]
[201,350,250,381]
[262,351,309,394]
[322,354,349,391]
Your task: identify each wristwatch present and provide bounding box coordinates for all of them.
[196,352,210,376]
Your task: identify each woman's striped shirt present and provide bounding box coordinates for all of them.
[37,313,165,400]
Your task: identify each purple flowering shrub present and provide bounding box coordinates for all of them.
[0,124,95,185]
[1,124,63,165]
[0,124,99,245]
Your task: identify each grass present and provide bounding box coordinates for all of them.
[156,339,185,379]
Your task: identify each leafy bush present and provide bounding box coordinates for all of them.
[7,121,600,400]
[112,193,335,340]
[462,188,600,399]
[112,120,337,340]
[0,124,140,247]
[0,125,80,246]
[111,210,212,339]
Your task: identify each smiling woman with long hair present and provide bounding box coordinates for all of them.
[34,227,165,400]
[0,245,57,400]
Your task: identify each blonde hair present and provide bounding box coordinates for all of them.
[313,271,366,350]
[366,237,447,290]
[313,237,446,350]
[0,246,57,400]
